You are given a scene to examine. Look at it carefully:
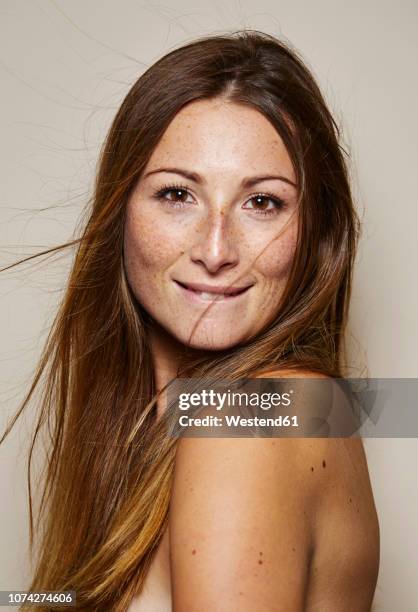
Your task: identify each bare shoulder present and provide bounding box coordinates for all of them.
[169,367,380,610]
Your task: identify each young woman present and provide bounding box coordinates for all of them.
[2,30,379,610]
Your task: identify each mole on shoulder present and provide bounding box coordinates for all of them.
[191,549,196,555]
[349,497,352,503]
[322,459,326,468]
[310,466,314,472]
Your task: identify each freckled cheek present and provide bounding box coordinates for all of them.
[124,214,187,273]
[253,231,297,280]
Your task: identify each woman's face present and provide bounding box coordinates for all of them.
[124,98,299,350]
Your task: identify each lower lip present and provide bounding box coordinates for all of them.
[173,281,252,304]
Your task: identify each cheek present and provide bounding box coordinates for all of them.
[253,223,298,280]
[123,206,184,277]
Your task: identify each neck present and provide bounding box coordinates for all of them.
[148,321,210,419]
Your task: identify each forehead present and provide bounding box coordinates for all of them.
[144,98,294,179]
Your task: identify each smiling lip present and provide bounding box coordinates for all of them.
[174,280,253,301]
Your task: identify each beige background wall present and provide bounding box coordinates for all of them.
[1,1,417,610]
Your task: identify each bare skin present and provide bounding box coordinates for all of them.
[129,370,380,612]
[124,99,380,610]
[170,371,380,611]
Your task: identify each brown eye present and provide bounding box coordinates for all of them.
[164,188,189,202]
[243,194,285,216]
[153,184,195,208]
[253,195,271,210]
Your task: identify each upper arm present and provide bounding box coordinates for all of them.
[169,436,317,612]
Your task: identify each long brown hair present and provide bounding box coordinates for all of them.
[1,30,360,610]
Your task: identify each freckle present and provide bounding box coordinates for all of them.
[192,549,196,555]
[349,497,352,503]
[259,551,263,556]
[310,466,314,472]
[239,591,243,596]
[292,547,296,552]
[258,559,263,564]
[357,508,360,513]
[189,487,194,492]
[322,459,326,468]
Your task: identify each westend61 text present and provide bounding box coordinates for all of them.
[178,414,299,427]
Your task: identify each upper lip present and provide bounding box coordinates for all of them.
[175,280,253,295]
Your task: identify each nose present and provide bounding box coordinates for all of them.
[189,210,239,274]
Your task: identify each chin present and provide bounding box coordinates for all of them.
[175,327,248,352]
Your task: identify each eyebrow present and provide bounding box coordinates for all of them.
[143,166,297,188]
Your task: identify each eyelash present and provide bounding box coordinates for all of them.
[152,182,286,216]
